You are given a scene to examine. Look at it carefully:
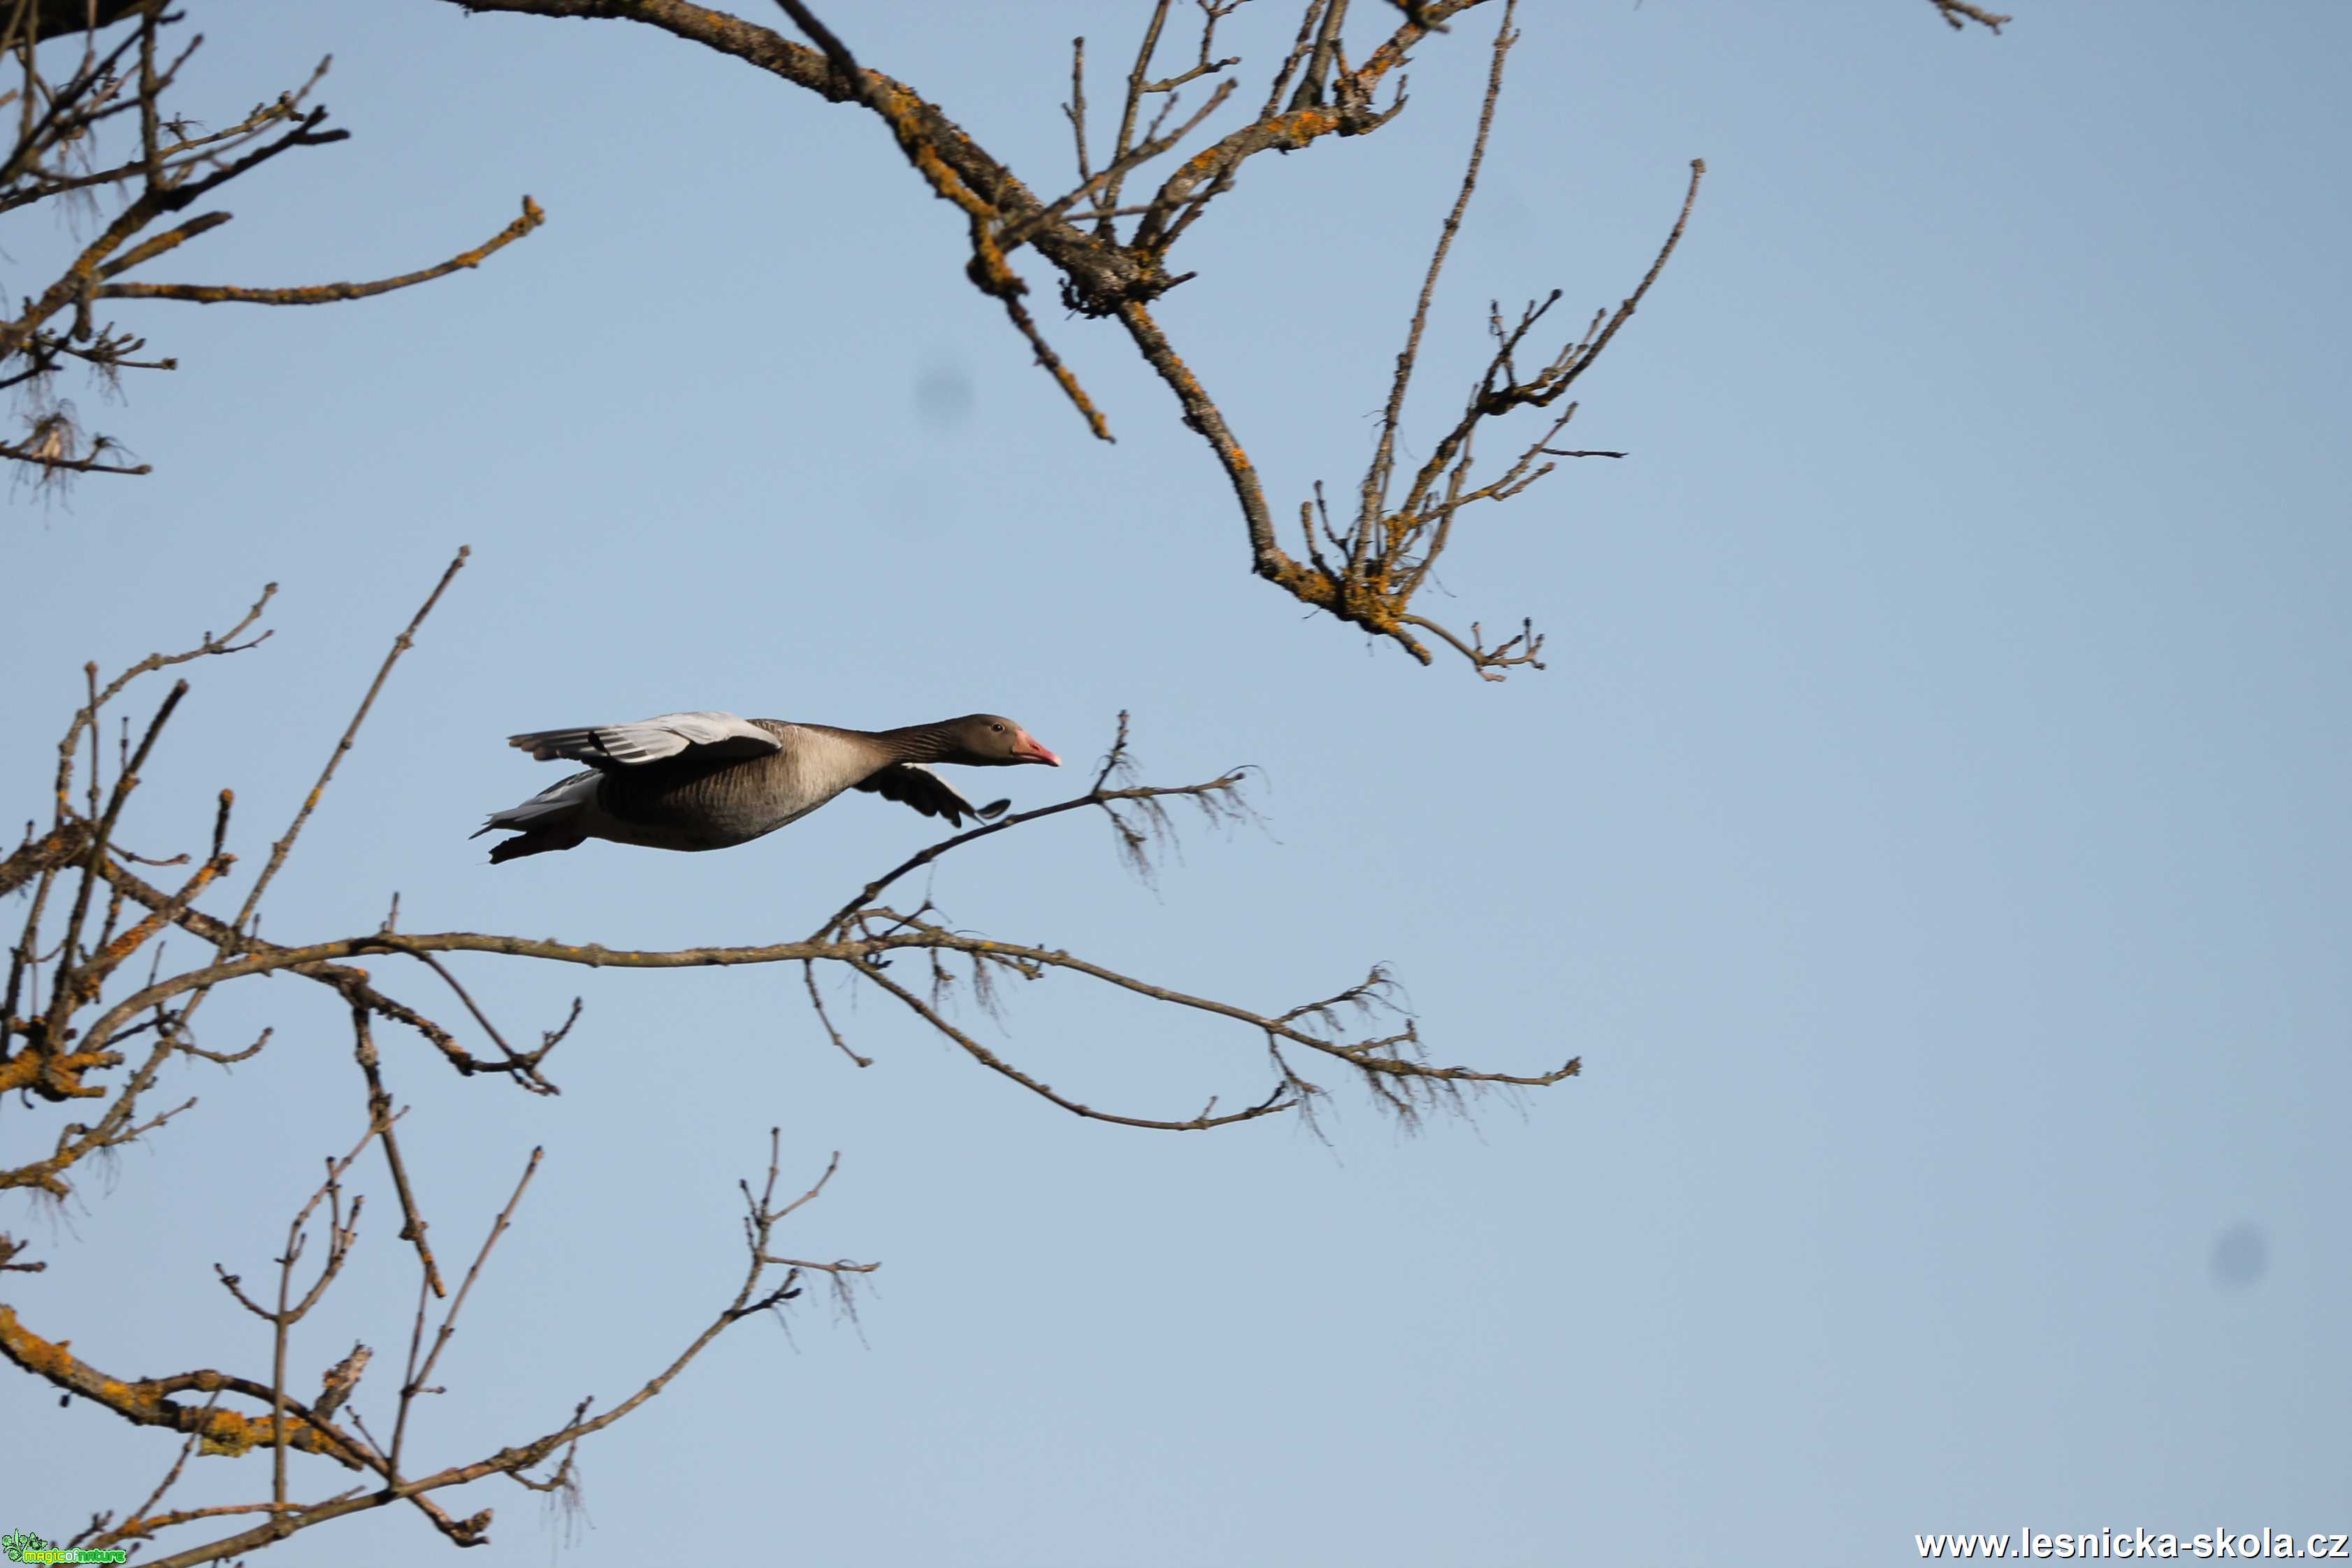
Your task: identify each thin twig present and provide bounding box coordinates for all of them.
[392,1145,541,1478]
[1357,0,1517,569]
[351,1007,446,1297]
[226,547,468,941]
[101,197,544,304]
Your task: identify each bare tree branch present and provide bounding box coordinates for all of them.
[0,6,543,491]
[434,0,2003,675]
[100,196,545,304]
[1927,0,2010,31]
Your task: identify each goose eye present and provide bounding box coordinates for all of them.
[990,723,1004,732]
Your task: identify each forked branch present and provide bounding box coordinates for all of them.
[0,4,543,492]
[5,1124,870,1562]
[437,0,2003,676]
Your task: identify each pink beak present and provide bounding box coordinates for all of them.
[1013,729,1062,767]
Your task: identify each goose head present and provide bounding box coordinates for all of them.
[939,714,1062,768]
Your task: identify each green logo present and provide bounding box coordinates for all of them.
[3,1534,128,1565]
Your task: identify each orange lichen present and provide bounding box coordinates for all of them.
[72,859,224,1002]
[0,1305,361,1467]
[1277,108,1340,142]
[0,1046,117,1098]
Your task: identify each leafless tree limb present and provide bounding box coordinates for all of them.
[436,0,2004,676]
[1927,0,2010,32]
[1,1121,867,1562]
[99,195,545,305]
[0,3,542,493]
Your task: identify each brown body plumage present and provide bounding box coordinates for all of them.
[477,713,1061,863]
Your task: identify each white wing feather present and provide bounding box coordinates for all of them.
[507,711,782,767]
[477,769,600,834]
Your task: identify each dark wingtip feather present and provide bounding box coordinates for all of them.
[487,827,582,864]
[980,799,1010,820]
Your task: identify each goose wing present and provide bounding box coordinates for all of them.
[506,711,783,769]
[853,763,1009,827]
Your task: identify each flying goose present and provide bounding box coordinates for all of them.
[475,711,1061,864]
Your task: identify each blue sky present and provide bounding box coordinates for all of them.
[4,1,2348,1562]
